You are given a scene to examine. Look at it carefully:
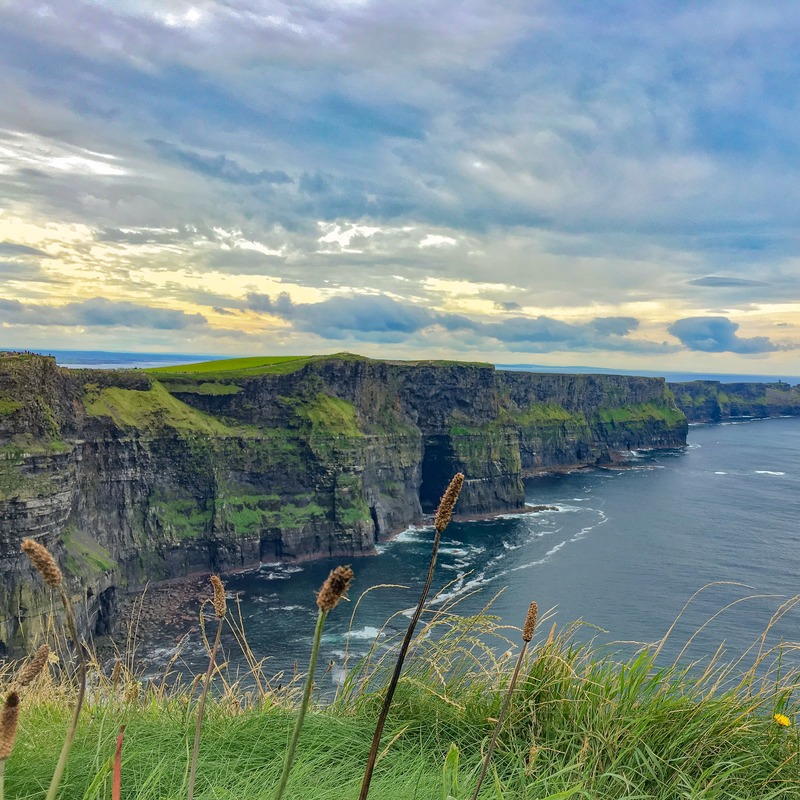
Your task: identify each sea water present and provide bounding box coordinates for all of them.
[135,416,800,687]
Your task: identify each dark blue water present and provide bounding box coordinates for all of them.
[141,417,800,687]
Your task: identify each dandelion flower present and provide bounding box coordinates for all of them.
[773,713,791,727]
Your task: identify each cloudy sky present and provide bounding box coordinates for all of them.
[1,1,799,373]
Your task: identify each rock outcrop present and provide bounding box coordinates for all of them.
[669,380,800,422]
[0,352,687,653]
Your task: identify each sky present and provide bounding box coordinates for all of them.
[1,1,799,374]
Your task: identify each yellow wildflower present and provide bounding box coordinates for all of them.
[773,713,791,727]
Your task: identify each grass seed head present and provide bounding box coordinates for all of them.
[434,473,464,533]
[522,601,538,642]
[21,538,62,588]
[124,680,140,705]
[16,644,50,687]
[316,565,354,612]
[210,574,227,619]
[0,691,20,760]
[110,659,122,688]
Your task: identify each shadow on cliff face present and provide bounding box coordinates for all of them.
[419,436,459,513]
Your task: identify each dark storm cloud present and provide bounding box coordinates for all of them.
[0,242,52,258]
[246,293,675,353]
[688,276,770,288]
[589,317,640,336]
[0,261,55,282]
[148,140,292,186]
[494,301,521,312]
[668,317,786,354]
[0,298,208,329]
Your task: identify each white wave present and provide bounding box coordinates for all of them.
[549,503,583,513]
[570,510,609,542]
[277,605,305,612]
[347,626,385,640]
[376,526,429,553]
[687,442,702,449]
[438,546,470,556]
[754,470,786,476]
[398,525,429,538]
[545,541,567,556]
[714,471,727,475]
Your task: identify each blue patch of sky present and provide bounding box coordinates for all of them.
[314,93,427,142]
[691,108,799,159]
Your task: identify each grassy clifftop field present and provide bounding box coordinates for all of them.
[1,601,798,799]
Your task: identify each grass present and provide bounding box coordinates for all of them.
[2,602,799,799]
[83,383,241,435]
[61,529,118,577]
[148,356,313,376]
[594,402,687,426]
[0,393,22,417]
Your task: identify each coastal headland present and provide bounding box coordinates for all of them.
[0,350,690,652]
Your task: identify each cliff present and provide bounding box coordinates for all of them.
[0,352,686,653]
[669,380,800,422]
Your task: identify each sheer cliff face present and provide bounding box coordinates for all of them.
[0,353,687,653]
[669,380,800,422]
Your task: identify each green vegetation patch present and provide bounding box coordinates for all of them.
[153,495,213,539]
[61,528,117,576]
[277,393,365,449]
[84,382,239,434]
[510,401,581,426]
[149,355,313,379]
[595,401,686,426]
[334,472,371,526]
[163,381,242,396]
[302,394,363,438]
[0,391,23,416]
[220,492,327,534]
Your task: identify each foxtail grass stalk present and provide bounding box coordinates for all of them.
[187,576,226,800]
[359,473,463,800]
[470,601,538,800]
[20,539,87,800]
[273,566,353,800]
[0,692,20,800]
[112,725,125,800]
[46,586,87,800]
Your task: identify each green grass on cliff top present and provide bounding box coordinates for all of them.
[148,352,493,381]
[148,355,314,377]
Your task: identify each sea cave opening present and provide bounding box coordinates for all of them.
[419,435,460,513]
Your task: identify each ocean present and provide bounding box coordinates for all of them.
[135,416,800,690]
